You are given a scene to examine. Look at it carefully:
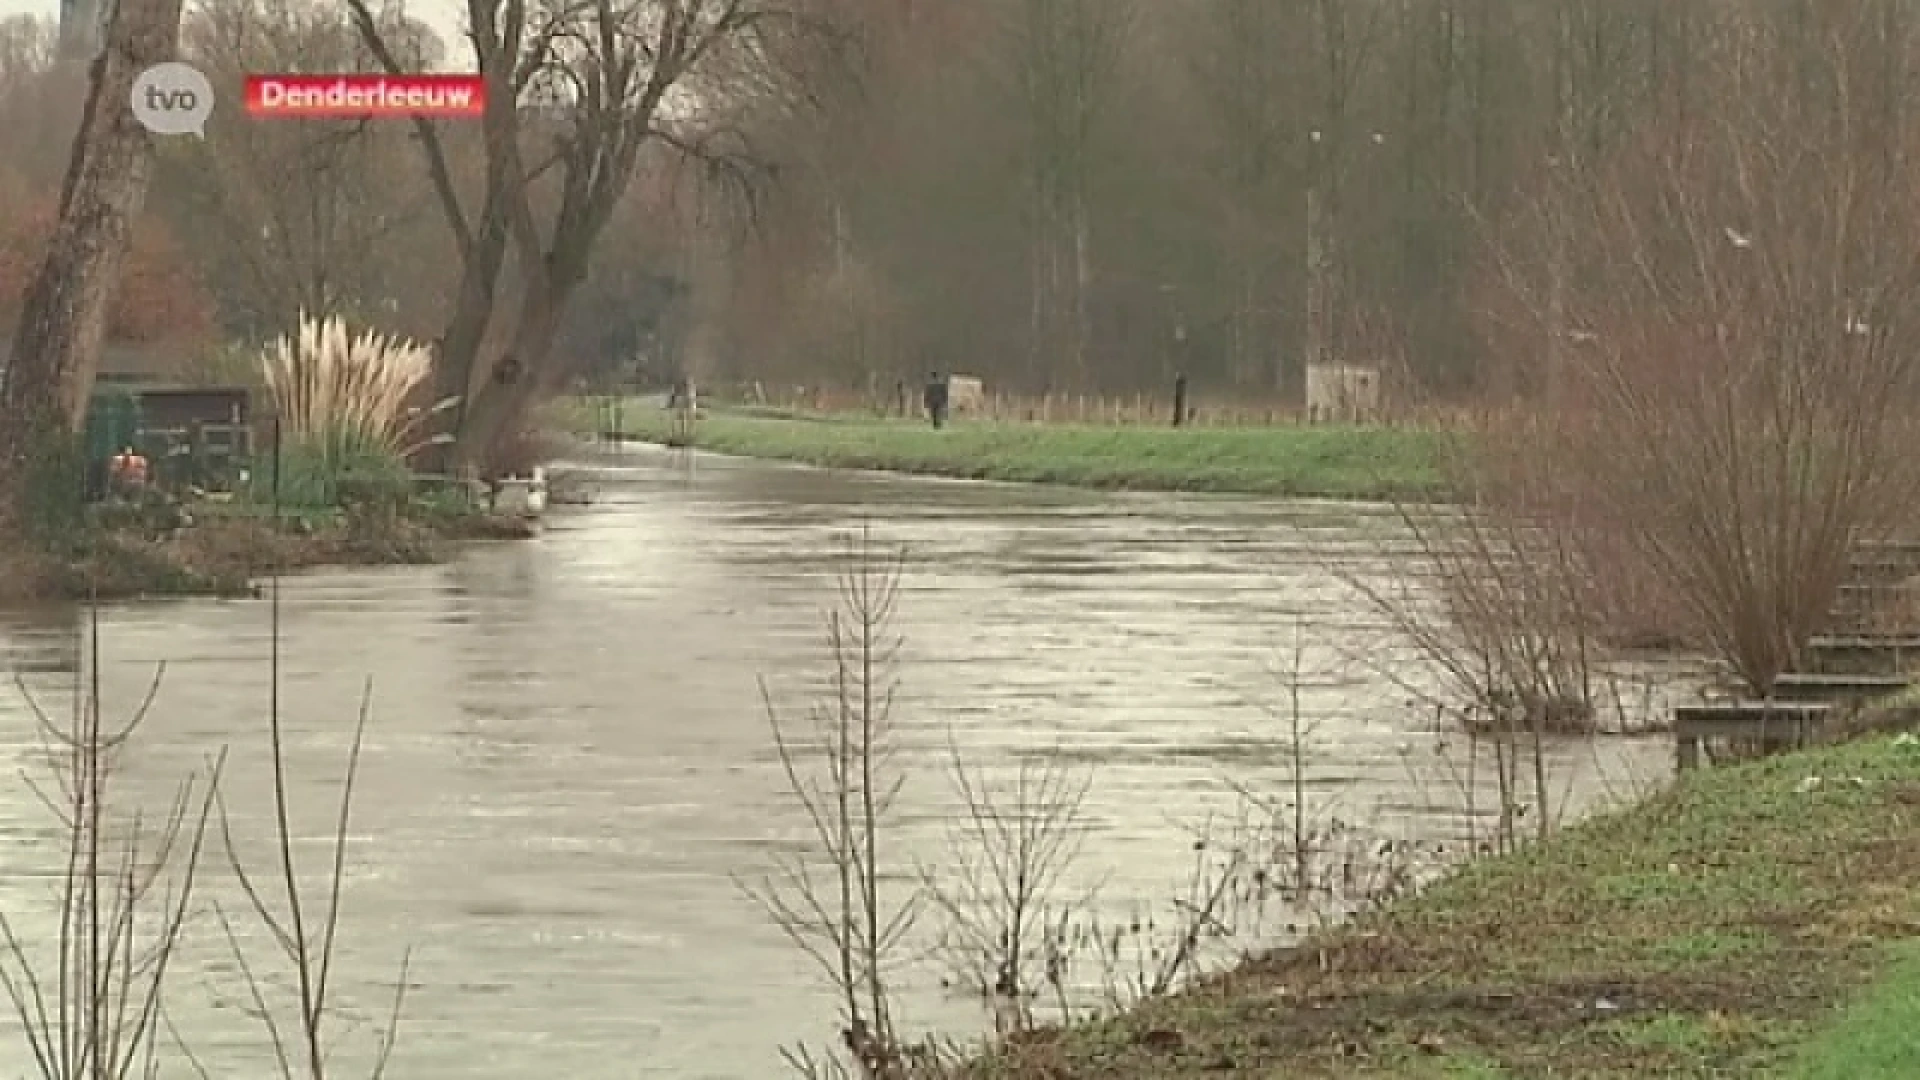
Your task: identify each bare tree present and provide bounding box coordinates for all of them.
[1004,0,1131,393]
[345,0,805,475]
[922,741,1091,1037]
[589,0,1920,407]
[215,683,406,1080]
[165,0,450,339]
[1179,0,1304,390]
[0,0,185,538]
[0,15,79,188]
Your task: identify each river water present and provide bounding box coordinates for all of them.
[0,443,1683,1078]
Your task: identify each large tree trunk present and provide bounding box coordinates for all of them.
[452,277,572,475]
[423,231,508,478]
[0,0,185,537]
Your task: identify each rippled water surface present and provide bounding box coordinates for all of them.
[0,444,1682,1078]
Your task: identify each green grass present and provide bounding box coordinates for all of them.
[1786,941,1920,1079]
[559,400,1454,502]
[967,734,1920,1078]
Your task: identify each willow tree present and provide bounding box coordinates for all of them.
[348,0,805,475]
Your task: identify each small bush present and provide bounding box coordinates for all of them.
[255,428,412,510]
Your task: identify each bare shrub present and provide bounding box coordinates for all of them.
[1484,16,1920,695]
[1338,445,1604,848]
[1055,804,1436,1016]
[1050,817,1247,1013]
[922,743,1092,1036]
[214,537,406,1079]
[1236,626,1442,924]
[1396,713,1555,859]
[742,527,924,1079]
[0,608,222,1079]
[213,686,404,1080]
[922,626,1447,1033]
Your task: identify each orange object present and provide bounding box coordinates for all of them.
[109,447,148,489]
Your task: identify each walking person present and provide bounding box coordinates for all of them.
[923,371,950,429]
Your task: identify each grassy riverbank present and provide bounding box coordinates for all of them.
[0,503,535,605]
[572,401,1454,501]
[973,733,1920,1078]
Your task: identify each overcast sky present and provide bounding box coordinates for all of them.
[0,0,468,56]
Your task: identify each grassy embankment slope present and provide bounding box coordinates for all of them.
[971,733,1920,1079]
[571,401,1454,501]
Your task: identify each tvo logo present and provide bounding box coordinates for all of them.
[131,62,214,137]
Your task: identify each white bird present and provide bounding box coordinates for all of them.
[1724,227,1753,248]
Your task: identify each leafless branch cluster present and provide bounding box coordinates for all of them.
[740,526,925,1079]
[922,744,1092,1037]
[745,535,1421,1073]
[0,613,220,1080]
[0,565,405,1076]
[1484,9,1920,694]
[332,0,817,473]
[212,677,406,1080]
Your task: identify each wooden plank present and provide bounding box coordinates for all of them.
[1848,553,1920,579]
[1852,540,1920,556]
[1773,672,1911,689]
[1674,713,1827,740]
[1806,636,1920,671]
[1771,673,1911,702]
[1674,703,1831,729]
[1804,626,1920,641]
[1837,582,1917,597]
[1832,583,1918,610]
